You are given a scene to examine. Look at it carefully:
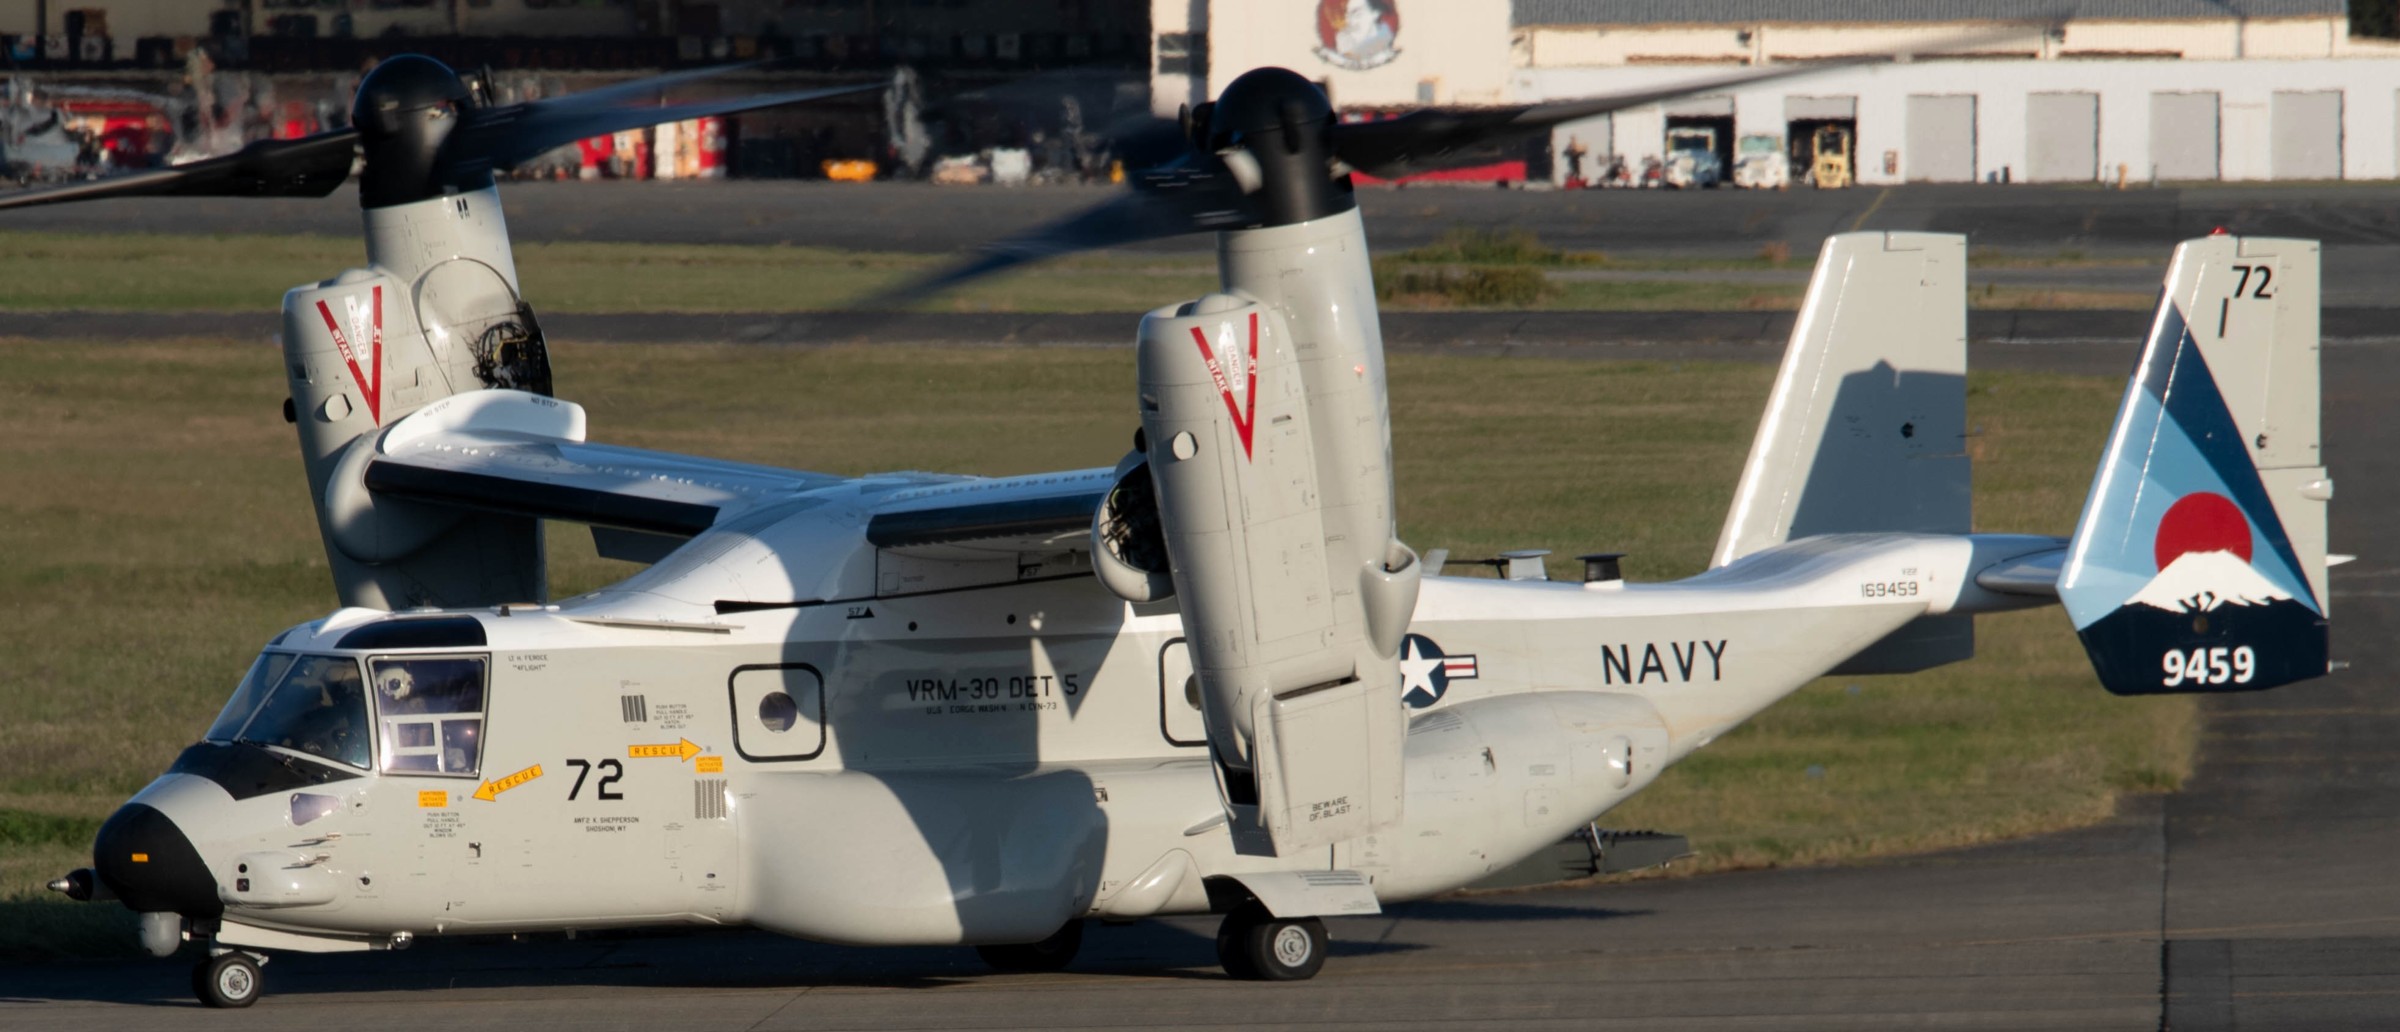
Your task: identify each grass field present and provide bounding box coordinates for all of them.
[0,229,2154,313]
[0,338,2190,959]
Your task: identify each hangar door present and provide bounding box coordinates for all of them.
[2026,93,2099,182]
[1906,95,1977,182]
[2271,90,2344,180]
[2150,92,2221,181]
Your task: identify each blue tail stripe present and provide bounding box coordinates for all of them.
[2142,307,2318,611]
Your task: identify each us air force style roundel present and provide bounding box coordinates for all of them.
[1399,633,1478,709]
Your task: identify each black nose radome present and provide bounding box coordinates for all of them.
[94,804,222,918]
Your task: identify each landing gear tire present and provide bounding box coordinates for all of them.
[193,952,262,1008]
[1215,903,1327,981]
[975,919,1084,972]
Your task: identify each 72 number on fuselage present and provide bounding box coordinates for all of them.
[565,758,624,801]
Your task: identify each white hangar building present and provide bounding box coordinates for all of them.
[1158,0,2400,183]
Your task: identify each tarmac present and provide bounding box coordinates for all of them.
[3,182,2397,1030]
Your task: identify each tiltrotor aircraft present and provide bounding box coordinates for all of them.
[18,50,2333,1009]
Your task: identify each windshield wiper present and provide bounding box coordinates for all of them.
[235,737,310,776]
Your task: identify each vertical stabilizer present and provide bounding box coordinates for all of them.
[2059,235,2329,695]
[1714,231,1970,567]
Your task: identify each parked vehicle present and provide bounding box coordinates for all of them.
[1662,126,1722,188]
[1810,124,1854,188]
[1733,133,1788,189]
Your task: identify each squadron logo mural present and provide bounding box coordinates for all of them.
[1315,0,1401,71]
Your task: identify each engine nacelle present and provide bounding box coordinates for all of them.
[1090,450,1175,603]
[281,186,553,610]
[1136,291,1419,856]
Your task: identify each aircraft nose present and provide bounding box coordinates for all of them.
[93,803,223,918]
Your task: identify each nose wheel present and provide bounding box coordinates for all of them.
[1215,902,1327,981]
[193,951,265,1008]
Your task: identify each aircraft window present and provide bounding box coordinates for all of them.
[205,652,296,744]
[289,792,342,827]
[758,692,799,732]
[371,656,488,777]
[229,654,372,770]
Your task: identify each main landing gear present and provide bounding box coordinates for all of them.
[1216,902,1327,981]
[193,950,266,1008]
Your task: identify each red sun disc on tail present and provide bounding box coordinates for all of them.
[2153,491,2251,570]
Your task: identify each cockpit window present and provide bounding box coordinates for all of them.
[371,656,487,777]
[219,654,372,770]
[204,652,295,744]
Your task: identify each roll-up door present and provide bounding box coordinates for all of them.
[1906,94,1977,182]
[2026,92,2098,182]
[2150,92,2221,181]
[1786,96,1857,121]
[2271,90,2343,180]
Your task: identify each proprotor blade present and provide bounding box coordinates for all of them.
[862,23,2057,309]
[855,155,1260,310]
[453,80,879,176]
[1330,22,2059,179]
[0,129,358,211]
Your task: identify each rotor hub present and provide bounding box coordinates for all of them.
[1205,67,1353,227]
[353,55,489,208]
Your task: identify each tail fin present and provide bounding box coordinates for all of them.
[1714,231,1970,568]
[2059,235,2330,695]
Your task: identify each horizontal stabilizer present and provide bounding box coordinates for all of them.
[1975,548,2066,598]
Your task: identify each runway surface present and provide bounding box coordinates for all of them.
[5,182,2398,1029]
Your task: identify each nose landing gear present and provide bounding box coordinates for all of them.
[194,950,266,1008]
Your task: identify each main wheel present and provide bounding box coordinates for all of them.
[975,919,1083,973]
[193,952,262,1008]
[1215,903,1328,981]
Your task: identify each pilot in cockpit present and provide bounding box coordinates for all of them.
[281,660,369,769]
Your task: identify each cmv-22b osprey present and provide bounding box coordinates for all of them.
[18,54,2337,1007]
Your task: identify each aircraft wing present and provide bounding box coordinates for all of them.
[865,473,1113,559]
[357,391,845,537]
[348,389,1110,564]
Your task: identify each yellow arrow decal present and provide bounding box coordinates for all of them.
[471,763,544,802]
[629,738,703,762]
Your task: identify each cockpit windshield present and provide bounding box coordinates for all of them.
[205,653,371,770]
